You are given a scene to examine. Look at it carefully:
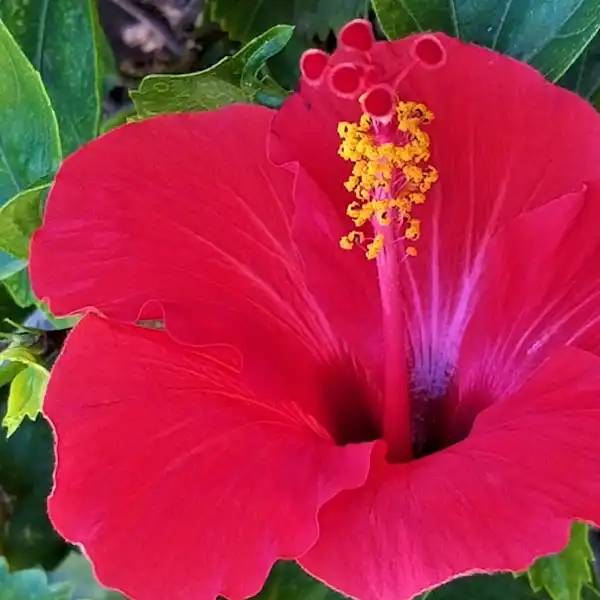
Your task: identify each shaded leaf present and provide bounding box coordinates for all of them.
[420,573,547,599]
[208,0,368,42]
[423,573,600,600]
[372,0,600,81]
[100,106,136,134]
[251,561,348,600]
[131,25,294,117]
[0,184,48,260]
[527,522,593,600]
[0,393,69,570]
[251,561,600,600]
[560,33,600,100]
[0,19,60,205]
[0,0,104,154]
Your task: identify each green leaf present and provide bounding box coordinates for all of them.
[0,0,103,154]
[249,561,600,600]
[419,573,547,599]
[131,25,294,117]
[100,105,136,135]
[51,552,128,600]
[560,33,600,100]
[372,0,456,38]
[423,573,600,600]
[208,0,368,42]
[0,282,30,338]
[0,558,69,600]
[0,184,48,260]
[0,361,25,390]
[0,19,61,206]
[372,0,600,81]
[0,347,48,437]
[35,303,79,331]
[3,270,35,309]
[527,522,593,600]
[3,365,48,437]
[0,254,27,281]
[0,392,69,570]
[251,561,348,599]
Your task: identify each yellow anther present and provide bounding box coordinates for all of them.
[337,96,436,258]
[404,219,421,241]
[339,230,365,250]
[366,234,385,260]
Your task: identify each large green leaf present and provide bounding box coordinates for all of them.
[131,25,294,117]
[0,0,103,154]
[0,19,60,205]
[560,33,600,100]
[372,0,600,81]
[208,0,368,42]
[527,522,593,600]
[0,558,69,600]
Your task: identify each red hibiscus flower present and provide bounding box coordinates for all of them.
[30,19,600,600]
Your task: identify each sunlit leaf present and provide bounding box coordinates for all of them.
[0,347,48,436]
[527,522,593,600]
[131,25,294,117]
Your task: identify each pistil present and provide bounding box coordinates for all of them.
[373,218,413,461]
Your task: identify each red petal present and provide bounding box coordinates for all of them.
[31,105,304,344]
[30,103,384,388]
[395,37,600,359]
[301,346,600,600]
[453,184,600,434]
[291,170,383,379]
[271,35,600,367]
[46,315,372,600]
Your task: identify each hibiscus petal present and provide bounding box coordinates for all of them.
[271,33,600,367]
[290,169,383,379]
[46,314,372,600]
[30,103,384,391]
[31,104,316,348]
[300,346,600,600]
[395,37,600,357]
[454,184,600,432]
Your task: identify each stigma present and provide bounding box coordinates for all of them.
[337,87,437,259]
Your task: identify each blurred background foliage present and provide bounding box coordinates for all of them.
[0,0,599,598]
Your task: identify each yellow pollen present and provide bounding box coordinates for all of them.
[366,234,385,260]
[337,100,438,258]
